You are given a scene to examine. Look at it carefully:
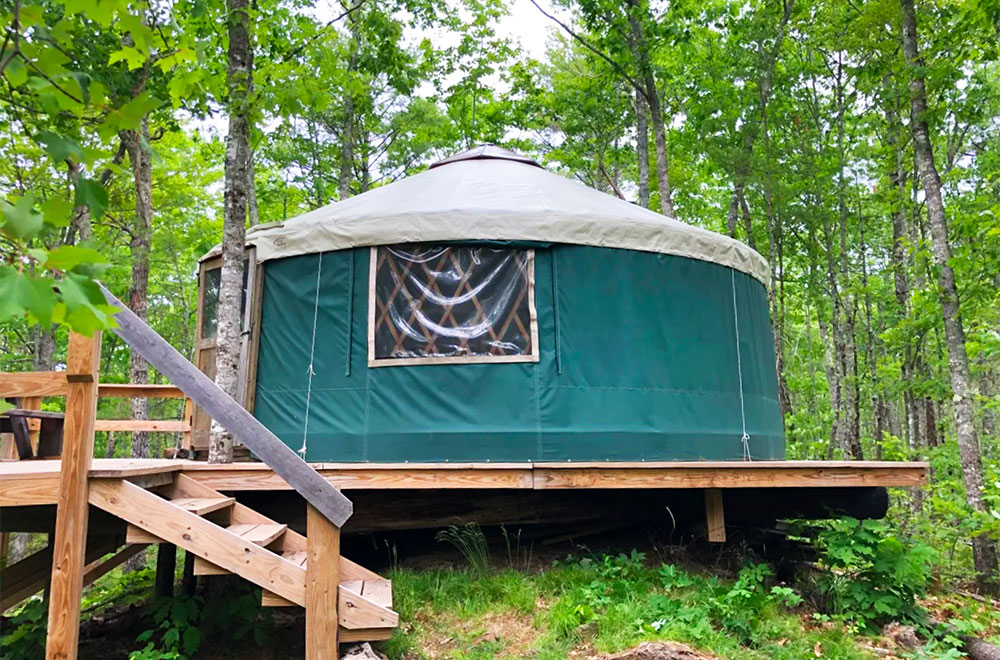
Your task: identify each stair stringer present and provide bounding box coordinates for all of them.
[88,478,306,605]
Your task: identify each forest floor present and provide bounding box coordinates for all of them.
[2,528,999,659]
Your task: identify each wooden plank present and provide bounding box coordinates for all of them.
[704,488,725,543]
[532,465,927,489]
[183,467,536,491]
[0,372,67,397]
[89,478,306,606]
[361,579,392,608]
[244,260,265,414]
[127,524,162,544]
[171,497,236,516]
[229,523,287,546]
[82,543,148,586]
[45,331,101,660]
[8,410,33,459]
[342,579,364,595]
[261,582,398,626]
[97,384,185,399]
[178,462,926,491]
[93,419,188,432]
[1,536,120,612]
[339,628,392,643]
[99,283,353,527]
[306,504,339,659]
[338,585,398,629]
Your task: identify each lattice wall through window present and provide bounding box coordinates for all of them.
[368,245,538,366]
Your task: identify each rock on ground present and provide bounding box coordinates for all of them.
[600,641,719,660]
[341,642,387,660]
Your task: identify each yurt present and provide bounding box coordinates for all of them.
[193,146,783,464]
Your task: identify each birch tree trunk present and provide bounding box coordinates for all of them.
[634,88,650,209]
[210,0,254,464]
[247,152,259,226]
[900,0,998,594]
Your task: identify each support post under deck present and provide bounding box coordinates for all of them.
[704,488,726,543]
[45,331,101,660]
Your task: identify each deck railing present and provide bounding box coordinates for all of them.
[1,375,192,458]
[3,284,354,658]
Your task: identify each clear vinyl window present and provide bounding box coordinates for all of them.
[367,245,538,366]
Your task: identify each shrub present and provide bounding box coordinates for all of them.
[804,517,936,631]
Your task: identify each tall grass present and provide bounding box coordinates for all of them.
[436,523,490,575]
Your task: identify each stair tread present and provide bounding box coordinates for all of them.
[282,551,308,567]
[263,578,393,611]
[228,522,287,546]
[170,496,235,515]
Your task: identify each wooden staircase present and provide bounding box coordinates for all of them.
[89,473,398,642]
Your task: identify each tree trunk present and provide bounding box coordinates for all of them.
[634,88,650,209]
[210,0,254,465]
[247,152,259,226]
[125,119,152,464]
[625,0,675,218]
[339,16,360,201]
[833,51,861,460]
[900,0,998,595]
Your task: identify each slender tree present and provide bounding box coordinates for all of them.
[210,0,254,464]
[899,0,998,593]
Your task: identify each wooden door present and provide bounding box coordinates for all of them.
[188,250,261,454]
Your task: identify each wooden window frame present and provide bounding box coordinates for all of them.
[366,246,540,368]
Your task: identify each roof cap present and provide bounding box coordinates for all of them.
[430,144,543,169]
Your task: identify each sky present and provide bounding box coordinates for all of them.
[497,0,562,59]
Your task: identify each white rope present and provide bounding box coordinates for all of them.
[732,269,751,461]
[300,253,324,458]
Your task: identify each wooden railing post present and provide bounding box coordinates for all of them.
[45,331,101,660]
[306,504,340,660]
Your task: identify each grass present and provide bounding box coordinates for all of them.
[383,552,882,660]
[5,542,999,659]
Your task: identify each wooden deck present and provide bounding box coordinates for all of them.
[0,458,928,507]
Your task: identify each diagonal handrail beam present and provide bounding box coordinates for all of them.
[98,282,353,527]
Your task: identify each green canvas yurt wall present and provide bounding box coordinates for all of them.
[251,244,784,463]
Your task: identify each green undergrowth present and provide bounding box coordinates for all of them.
[3,536,999,659]
[384,553,876,660]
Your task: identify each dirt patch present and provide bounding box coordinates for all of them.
[416,609,538,658]
[597,641,719,660]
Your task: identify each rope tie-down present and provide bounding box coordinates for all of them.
[300,252,325,459]
[731,269,751,462]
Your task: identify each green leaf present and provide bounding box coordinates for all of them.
[36,131,85,164]
[109,46,147,71]
[43,245,109,273]
[70,72,91,105]
[0,194,44,240]
[0,266,59,326]
[104,92,161,132]
[19,5,45,27]
[57,273,116,334]
[4,57,27,87]
[42,196,74,227]
[73,178,108,218]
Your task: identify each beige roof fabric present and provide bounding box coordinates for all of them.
[229,152,770,285]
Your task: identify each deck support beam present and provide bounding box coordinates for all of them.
[704,488,726,543]
[45,331,101,660]
[306,504,340,660]
[155,543,177,597]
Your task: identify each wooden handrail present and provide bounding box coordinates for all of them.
[99,282,353,527]
[1,374,185,400]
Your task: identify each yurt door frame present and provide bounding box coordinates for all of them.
[188,247,262,455]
